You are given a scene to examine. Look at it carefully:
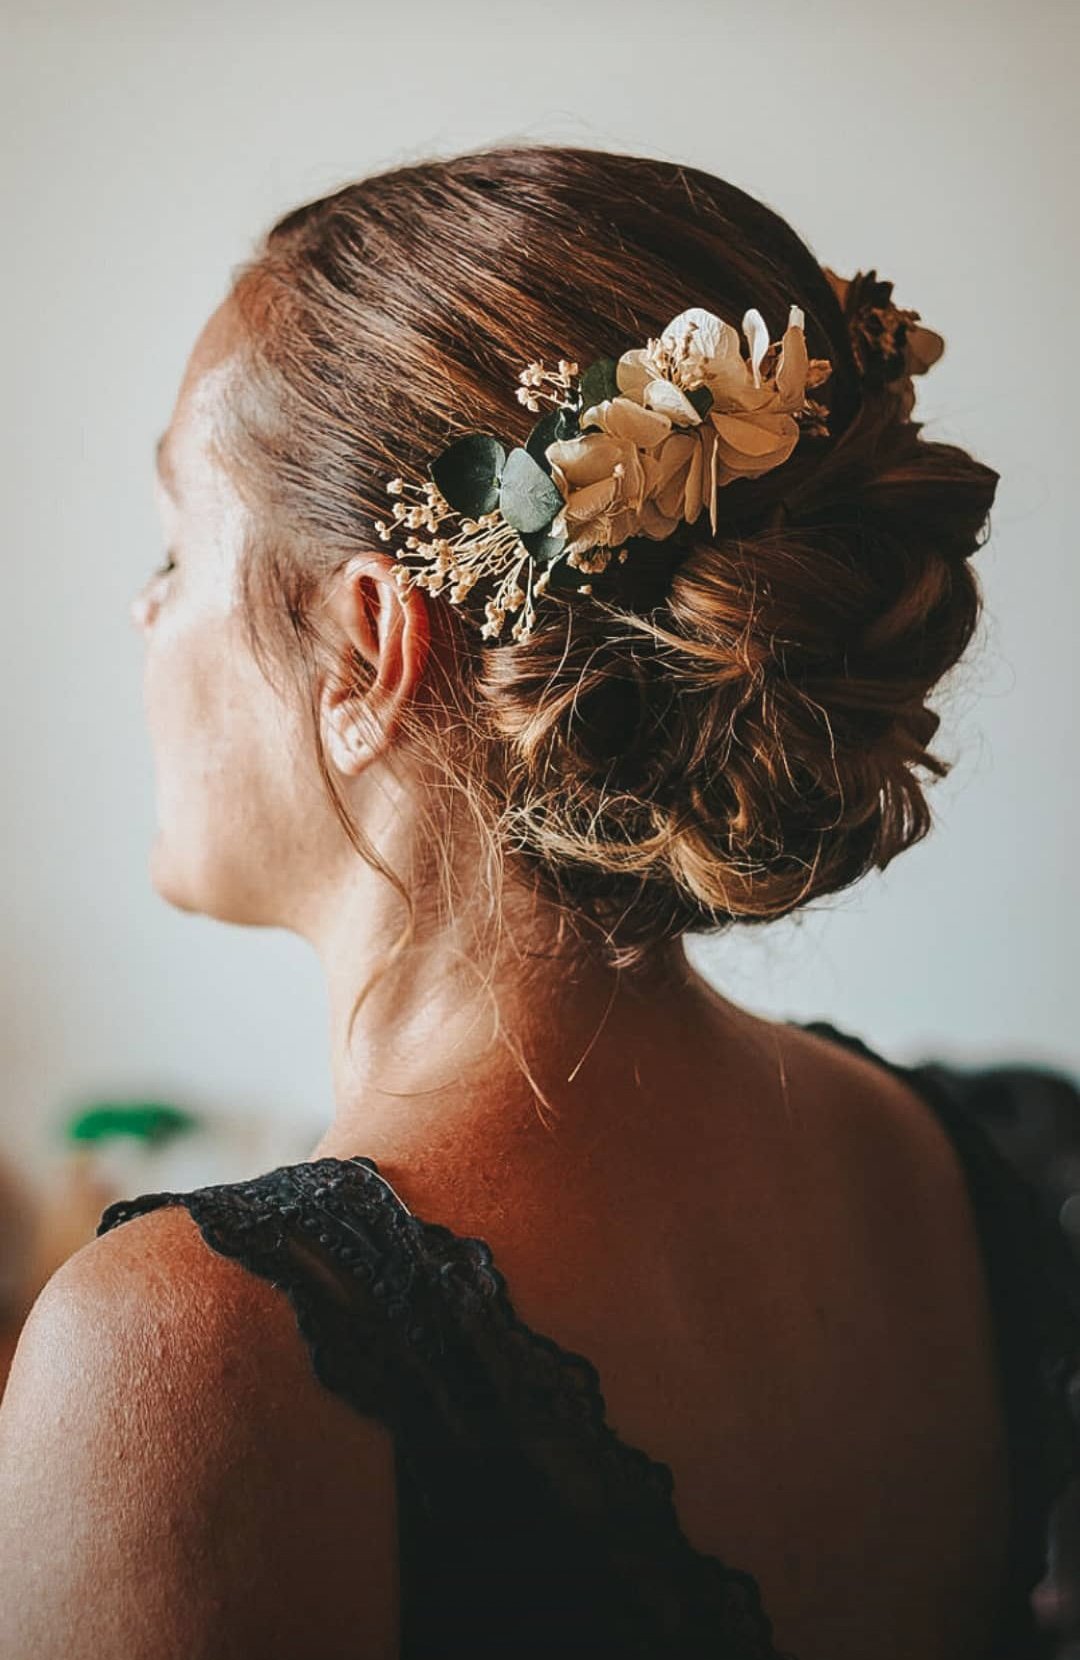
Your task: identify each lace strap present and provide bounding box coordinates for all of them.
[96,1159,441,1428]
[99,1156,796,1657]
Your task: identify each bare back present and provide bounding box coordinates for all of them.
[92,1013,1014,1660]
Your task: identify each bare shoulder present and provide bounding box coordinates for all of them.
[777,1020,972,1184]
[0,1203,398,1660]
[775,1019,1000,1301]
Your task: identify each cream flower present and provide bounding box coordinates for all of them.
[635,430,709,539]
[545,396,672,553]
[617,305,831,532]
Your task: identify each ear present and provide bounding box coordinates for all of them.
[319,552,430,776]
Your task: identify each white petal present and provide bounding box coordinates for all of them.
[643,379,702,427]
[742,308,770,390]
[660,307,725,363]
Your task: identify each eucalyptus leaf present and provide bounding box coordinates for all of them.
[686,385,714,418]
[430,433,506,517]
[498,446,565,535]
[525,406,579,471]
[578,357,619,411]
[521,522,569,566]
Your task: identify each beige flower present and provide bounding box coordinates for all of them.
[545,396,672,553]
[617,305,831,532]
[634,430,709,539]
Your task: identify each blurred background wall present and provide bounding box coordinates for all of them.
[2,0,1077,1194]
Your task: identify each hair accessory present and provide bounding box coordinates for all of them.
[375,283,935,644]
[822,267,945,420]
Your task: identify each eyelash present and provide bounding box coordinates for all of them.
[155,552,177,578]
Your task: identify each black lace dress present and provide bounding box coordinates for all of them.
[96,1022,1080,1658]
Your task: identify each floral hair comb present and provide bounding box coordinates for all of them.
[376,274,942,644]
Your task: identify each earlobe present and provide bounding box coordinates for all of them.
[320,551,430,776]
[324,697,380,775]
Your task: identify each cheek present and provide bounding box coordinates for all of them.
[142,607,235,784]
[143,606,297,829]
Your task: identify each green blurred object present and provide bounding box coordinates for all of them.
[62,1102,200,1146]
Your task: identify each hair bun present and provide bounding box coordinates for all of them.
[226,145,998,971]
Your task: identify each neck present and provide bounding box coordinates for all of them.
[305,896,707,1165]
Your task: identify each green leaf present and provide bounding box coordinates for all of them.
[525,407,579,471]
[578,357,620,411]
[521,522,569,566]
[430,434,506,517]
[498,447,565,535]
[686,384,714,418]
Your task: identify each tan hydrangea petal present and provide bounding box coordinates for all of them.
[565,502,644,555]
[615,349,653,402]
[618,444,648,510]
[635,499,683,539]
[545,432,627,488]
[775,308,810,405]
[711,410,799,474]
[642,432,697,520]
[683,433,706,522]
[700,326,756,405]
[611,504,647,543]
[546,423,651,552]
[563,475,621,522]
[707,425,720,532]
[904,321,945,376]
[587,396,673,448]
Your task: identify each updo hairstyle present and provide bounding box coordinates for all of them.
[216,145,999,974]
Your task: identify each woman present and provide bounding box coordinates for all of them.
[2,145,1078,1659]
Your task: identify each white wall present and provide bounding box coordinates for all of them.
[3,0,1077,1185]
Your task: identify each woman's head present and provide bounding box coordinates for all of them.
[133,144,998,993]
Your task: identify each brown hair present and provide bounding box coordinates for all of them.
[216,144,998,982]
